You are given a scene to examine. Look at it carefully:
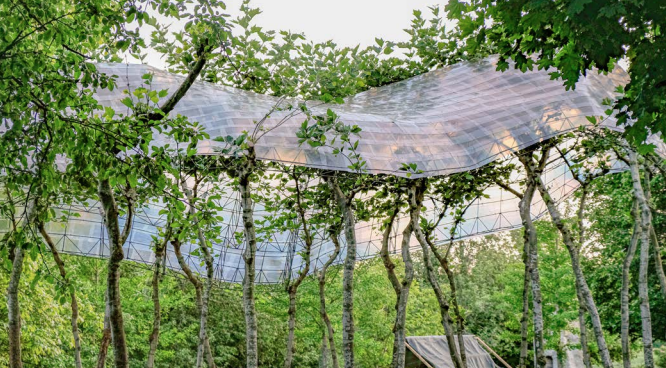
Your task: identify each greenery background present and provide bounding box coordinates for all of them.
[2,171,664,368]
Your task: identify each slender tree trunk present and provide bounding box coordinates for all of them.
[427,235,467,368]
[410,181,464,368]
[172,239,216,367]
[527,230,545,368]
[577,290,593,368]
[518,252,530,368]
[533,170,613,368]
[319,331,331,368]
[284,173,313,368]
[625,149,654,368]
[285,289,298,368]
[327,177,356,368]
[650,226,666,300]
[197,248,214,368]
[645,172,666,300]
[379,205,415,368]
[98,178,130,368]
[38,223,83,368]
[7,198,37,368]
[575,185,592,368]
[621,201,640,368]
[417,239,464,368]
[147,234,169,368]
[639,203,654,368]
[7,243,25,368]
[96,290,111,368]
[517,179,546,368]
[394,223,415,368]
[239,161,259,368]
[319,231,341,368]
[181,177,216,368]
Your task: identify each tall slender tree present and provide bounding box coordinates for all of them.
[171,237,217,367]
[410,178,464,368]
[146,223,172,368]
[527,140,614,368]
[38,216,84,368]
[369,179,414,368]
[620,146,654,368]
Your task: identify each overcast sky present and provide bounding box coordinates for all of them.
[223,0,444,46]
[142,0,447,68]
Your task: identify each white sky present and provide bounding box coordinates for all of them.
[223,0,444,46]
[142,0,448,68]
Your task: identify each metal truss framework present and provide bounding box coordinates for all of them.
[1,56,653,284]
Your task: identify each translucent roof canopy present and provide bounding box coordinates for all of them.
[1,56,645,284]
[94,56,628,177]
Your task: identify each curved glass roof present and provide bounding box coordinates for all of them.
[94,56,628,177]
[2,56,649,284]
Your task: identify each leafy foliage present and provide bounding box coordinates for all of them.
[446,0,666,146]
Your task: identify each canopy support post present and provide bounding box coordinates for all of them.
[475,336,513,368]
[405,342,434,368]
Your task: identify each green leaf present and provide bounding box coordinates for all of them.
[121,97,133,108]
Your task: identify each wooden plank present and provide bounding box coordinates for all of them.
[475,336,513,368]
[405,342,435,368]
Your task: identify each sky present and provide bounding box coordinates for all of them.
[223,0,444,46]
[142,0,448,68]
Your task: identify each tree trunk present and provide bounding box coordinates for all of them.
[393,223,414,368]
[518,252,530,368]
[424,232,467,367]
[621,201,640,368]
[379,204,415,368]
[285,290,298,368]
[181,177,216,368]
[147,234,169,368]
[417,240,464,368]
[575,185,592,368]
[650,226,666,300]
[533,172,613,368]
[172,239,216,367]
[410,182,464,368]
[38,222,83,368]
[240,166,259,368]
[625,149,654,368]
[319,230,341,368]
[577,291,593,368]
[319,332,331,368]
[7,198,37,368]
[98,178,130,368]
[96,290,111,368]
[284,174,313,368]
[645,172,666,300]
[327,177,356,368]
[7,242,25,368]
[197,247,214,368]
[517,180,546,368]
[427,235,467,368]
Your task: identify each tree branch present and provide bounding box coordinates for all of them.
[145,40,209,122]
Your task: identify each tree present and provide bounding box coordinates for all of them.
[146,223,171,368]
[524,139,614,368]
[616,143,655,367]
[170,237,217,367]
[38,209,84,368]
[368,177,414,368]
[215,101,304,367]
[259,165,321,368]
[554,138,613,368]
[0,0,141,365]
[495,147,552,368]
[409,178,464,368]
[447,0,666,146]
